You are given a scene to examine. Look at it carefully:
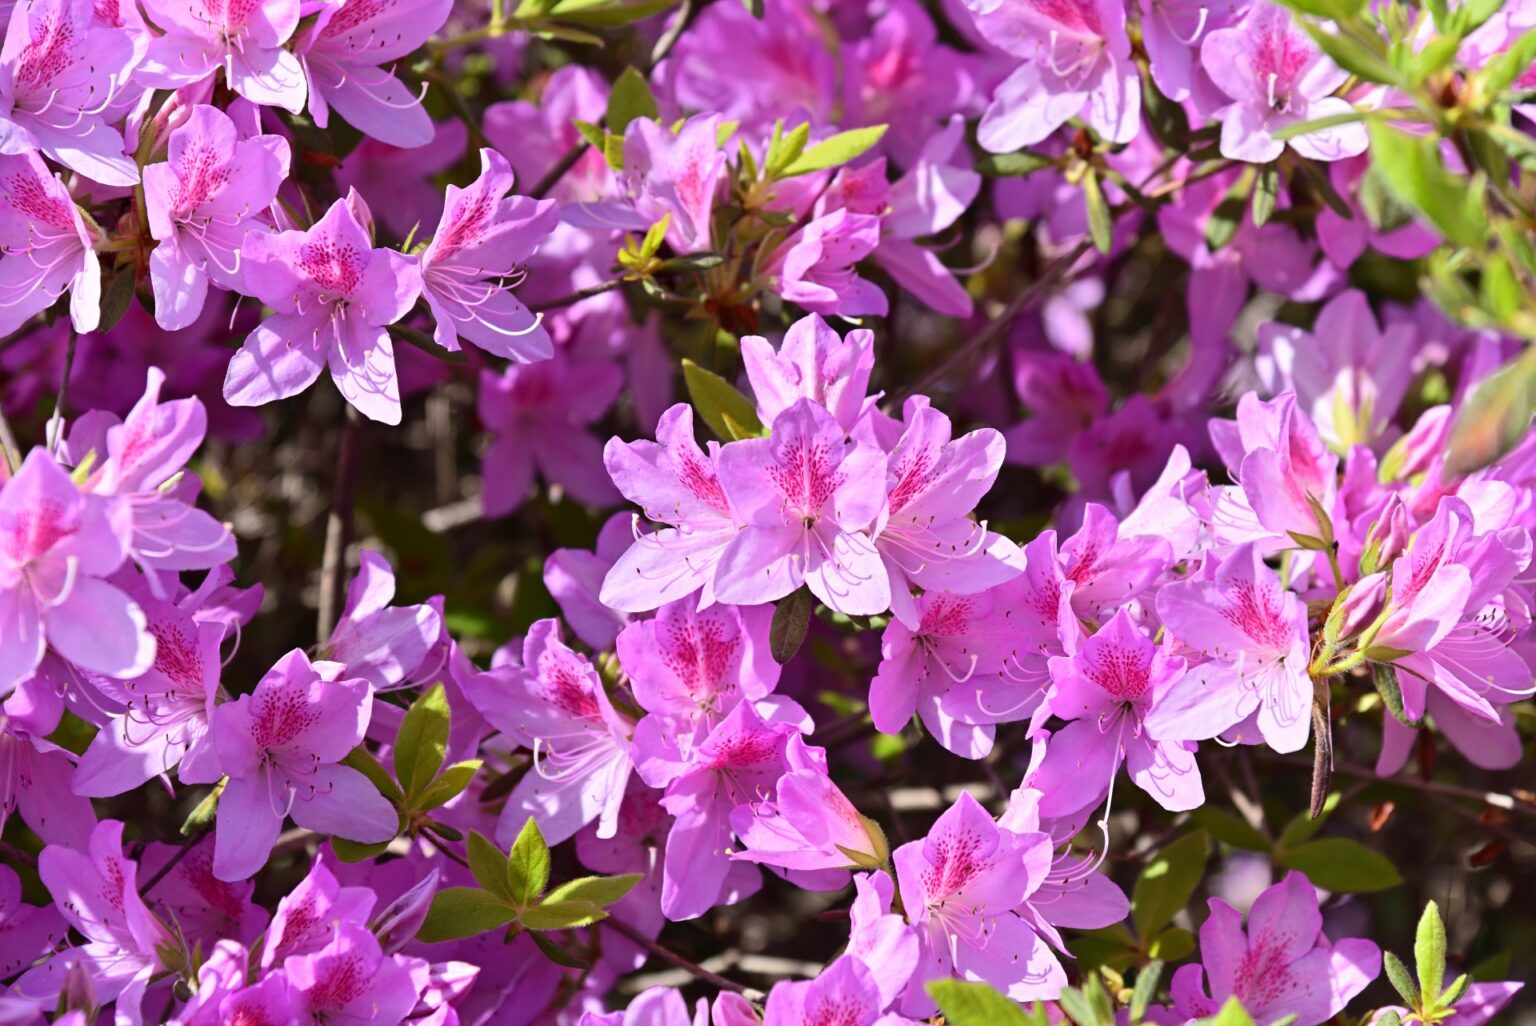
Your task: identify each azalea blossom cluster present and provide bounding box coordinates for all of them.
[0,0,1534,1021]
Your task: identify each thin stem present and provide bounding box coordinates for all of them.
[0,396,20,473]
[529,142,589,201]
[317,407,363,643]
[533,278,625,312]
[48,327,78,455]
[599,915,749,995]
[139,838,201,897]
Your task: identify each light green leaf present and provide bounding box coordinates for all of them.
[1131,962,1164,1024]
[1366,121,1488,248]
[395,684,451,798]
[508,817,552,907]
[521,900,607,930]
[1384,951,1420,1007]
[1416,901,1447,1008]
[468,831,515,903]
[1303,24,1399,85]
[1446,347,1536,475]
[1133,830,1209,938]
[1280,838,1402,892]
[181,780,225,837]
[926,979,1033,1026]
[418,888,517,943]
[780,125,888,177]
[414,760,482,812]
[543,874,642,907]
[547,0,679,27]
[977,151,1056,177]
[1209,996,1257,1026]
[1251,164,1278,227]
[1083,170,1113,253]
[682,359,764,441]
[343,746,405,805]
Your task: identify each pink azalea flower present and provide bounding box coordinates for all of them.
[325,549,442,691]
[297,0,454,148]
[0,705,97,848]
[283,920,425,1026]
[1028,609,1202,816]
[731,763,883,888]
[260,852,376,969]
[476,351,623,516]
[64,366,237,594]
[873,403,1021,626]
[714,399,890,615]
[461,619,635,847]
[1170,871,1380,1026]
[0,449,153,694]
[760,953,923,1026]
[742,313,875,434]
[766,207,888,318]
[545,513,633,650]
[965,0,1142,151]
[580,987,709,1026]
[620,113,728,254]
[139,836,268,949]
[138,0,308,114]
[871,588,1046,759]
[23,821,173,1025]
[1200,1,1368,163]
[1210,391,1340,548]
[142,105,291,330]
[419,148,557,362]
[0,152,102,336]
[207,649,397,880]
[0,863,65,980]
[893,791,1064,1015]
[0,0,139,186]
[223,195,422,424]
[1149,542,1314,752]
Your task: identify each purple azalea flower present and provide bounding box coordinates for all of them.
[760,953,923,1026]
[1170,871,1380,1026]
[0,705,97,848]
[766,207,888,318]
[731,763,883,887]
[714,399,890,614]
[138,0,308,114]
[283,920,425,1026]
[476,352,623,516]
[1200,2,1368,163]
[545,514,634,650]
[142,105,291,331]
[1028,609,1203,816]
[297,0,454,148]
[601,404,741,612]
[0,449,153,694]
[139,836,268,949]
[580,987,709,1026]
[65,367,236,594]
[870,589,1046,759]
[326,549,442,691]
[223,195,422,424]
[741,313,875,434]
[620,113,729,254]
[419,148,558,362]
[893,791,1064,1015]
[1210,391,1340,548]
[0,0,138,186]
[207,649,397,880]
[1149,542,1314,753]
[965,0,1141,151]
[632,700,811,921]
[0,863,66,979]
[260,852,377,969]
[462,619,635,847]
[0,152,102,336]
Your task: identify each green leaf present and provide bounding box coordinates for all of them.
[508,817,551,907]
[606,66,657,137]
[547,0,679,27]
[1441,973,1470,1009]
[1278,792,1339,848]
[520,900,607,930]
[1204,192,1246,252]
[1130,962,1164,1024]
[1372,663,1418,726]
[414,760,482,811]
[926,979,1033,1026]
[1083,169,1113,253]
[1480,252,1522,324]
[1366,121,1488,248]
[1143,78,1190,148]
[543,873,643,907]
[1251,164,1278,228]
[572,119,606,151]
[1280,838,1402,892]
[394,684,451,798]
[770,588,813,664]
[1303,24,1399,85]
[1059,985,1107,1026]
[418,888,517,943]
[1446,347,1536,474]
[1478,26,1536,97]
[1272,109,1367,141]
[1191,807,1271,852]
[1416,900,1447,1008]
[1147,927,1196,962]
[740,0,763,14]
[531,930,592,968]
[765,120,811,177]
[331,837,393,862]
[99,268,137,333]
[1272,0,1362,19]
[977,151,1056,177]
[780,125,888,177]
[1383,951,1420,1007]
[682,359,764,441]
[468,831,515,903]
[1209,996,1256,1026]
[1133,830,1209,938]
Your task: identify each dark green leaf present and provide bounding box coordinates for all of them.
[99,268,136,333]
[394,684,451,798]
[740,0,763,14]
[1191,807,1271,852]
[926,979,1033,1026]
[531,930,592,968]
[1251,164,1278,227]
[682,359,764,440]
[606,67,658,137]
[1278,792,1339,848]
[331,837,393,862]
[1147,927,1196,962]
[1143,79,1190,148]
[1204,194,1246,251]
[1280,837,1402,892]
[418,888,517,943]
[977,151,1056,177]
[770,588,813,664]
[468,831,515,902]
[1133,830,1209,937]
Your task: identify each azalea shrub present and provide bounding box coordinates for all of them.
[1,0,1535,1024]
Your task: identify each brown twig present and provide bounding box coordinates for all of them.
[0,397,20,473]
[599,915,749,995]
[317,407,363,643]
[533,278,626,313]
